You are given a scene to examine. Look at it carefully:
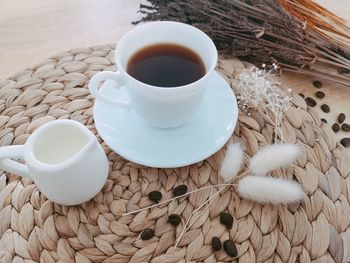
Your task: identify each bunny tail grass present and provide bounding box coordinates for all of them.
[249,143,301,175]
[237,175,304,204]
[220,143,244,183]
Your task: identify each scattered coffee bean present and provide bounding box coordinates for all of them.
[332,123,340,133]
[313,80,323,89]
[223,240,238,257]
[315,91,325,98]
[220,212,233,229]
[173,185,188,197]
[341,123,350,132]
[148,191,162,202]
[340,138,350,148]
[141,228,154,240]
[211,237,222,251]
[299,93,305,98]
[168,214,181,226]
[305,97,317,107]
[321,118,327,124]
[320,104,330,113]
[338,113,346,124]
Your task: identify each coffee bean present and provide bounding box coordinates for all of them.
[211,237,221,251]
[313,80,323,88]
[340,138,350,148]
[321,104,330,113]
[342,123,350,132]
[315,91,325,98]
[148,191,162,202]
[141,228,154,240]
[332,123,340,133]
[321,118,327,124]
[223,240,237,257]
[338,113,346,124]
[305,97,317,107]
[220,212,233,229]
[299,93,305,98]
[168,214,181,226]
[173,185,188,197]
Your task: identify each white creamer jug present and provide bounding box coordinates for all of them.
[0,119,109,205]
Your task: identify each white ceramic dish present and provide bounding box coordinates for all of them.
[93,71,238,168]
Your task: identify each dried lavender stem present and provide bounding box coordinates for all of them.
[279,62,350,80]
[136,0,350,86]
[282,68,350,86]
[316,57,350,69]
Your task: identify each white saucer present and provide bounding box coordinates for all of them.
[93,71,238,168]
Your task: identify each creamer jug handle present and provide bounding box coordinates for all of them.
[0,145,31,178]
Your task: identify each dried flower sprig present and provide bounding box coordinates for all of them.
[238,65,292,142]
[135,0,350,86]
[176,143,302,243]
[123,143,304,247]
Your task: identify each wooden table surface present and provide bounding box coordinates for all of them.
[1,0,350,144]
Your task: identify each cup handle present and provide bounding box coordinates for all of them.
[89,71,131,110]
[0,145,31,178]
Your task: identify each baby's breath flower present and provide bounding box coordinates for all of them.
[238,65,292,142]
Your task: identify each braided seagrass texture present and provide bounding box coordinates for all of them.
[0,44,350,263]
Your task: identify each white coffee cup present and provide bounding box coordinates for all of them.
[89,21,218,128]
[0,120,109,206]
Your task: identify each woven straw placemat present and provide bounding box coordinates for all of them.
[0,44,350,263]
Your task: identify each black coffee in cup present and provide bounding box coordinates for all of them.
[127,43,205,87]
